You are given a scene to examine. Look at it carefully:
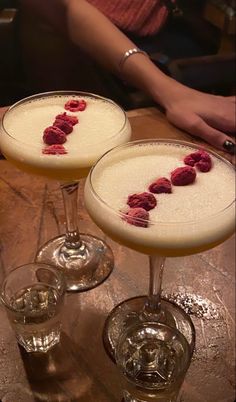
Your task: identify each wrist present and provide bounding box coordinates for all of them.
[151,76,190,109]
[119,52,196,110]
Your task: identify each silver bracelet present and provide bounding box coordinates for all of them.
[118,48,148,72]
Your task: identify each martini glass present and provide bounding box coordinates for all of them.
[84,139,235,360]
[0,91,131,292]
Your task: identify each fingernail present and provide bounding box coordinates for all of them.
[223,140,236,155]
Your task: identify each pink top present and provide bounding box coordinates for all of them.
[88,0,170,36]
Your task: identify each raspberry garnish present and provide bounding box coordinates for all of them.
[195,160,211,172]
[149,177,172,194]
[43,126,67,145]
[64,99,87,112]
[55,112,78,126]
[184,150,212,172]
[127,192,157,211]
[183,155,195,167]
[53,119,73,134]
[171,166,196,186]
[124,208,149,227]
[42,144,67,155]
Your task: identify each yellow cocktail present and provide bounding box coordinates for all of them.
[84,139,235,359]
[1,91,131,292]
[1,92,131,181]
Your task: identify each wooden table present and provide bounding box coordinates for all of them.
[0,108,235,402]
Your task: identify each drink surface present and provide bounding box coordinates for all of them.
[9,284,62,352]
[85,141,235,256]
[1,94,131,180]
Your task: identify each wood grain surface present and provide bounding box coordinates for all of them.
[0,108,235,402]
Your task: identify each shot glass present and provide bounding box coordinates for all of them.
[115,322,191,402]
[0,263,66,353]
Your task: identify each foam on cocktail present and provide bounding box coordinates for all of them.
[85,142,235,256]
[1,94,131,180]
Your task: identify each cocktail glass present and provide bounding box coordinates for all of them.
[84,139,235,360]
[0,91,131,292]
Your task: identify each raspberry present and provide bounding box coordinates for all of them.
[43,126,67,145]
[53,119,73,134]
[55,112,78,126]
[149,177,172,194]
[196,150,211,162]
[127,192,157,211]
[183,155,195,167]
[64,99,87,112]
[184,150,212,172]
[124,208,149,227]
[195,160,211,172]
[171,166,196,186]
[42,144,67,155]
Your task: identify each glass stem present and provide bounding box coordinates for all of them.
[60,182,82,249]
[142,255,166,319]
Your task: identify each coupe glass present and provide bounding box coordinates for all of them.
[84,139,235,360]
[0,91,131,292]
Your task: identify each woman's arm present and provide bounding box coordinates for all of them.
[65,0,187,99]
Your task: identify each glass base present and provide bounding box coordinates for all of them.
[35,233,114,292]
[103,296,195,362]
[17,327,61,353]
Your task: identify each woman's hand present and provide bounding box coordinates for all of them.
[164,88,235,154]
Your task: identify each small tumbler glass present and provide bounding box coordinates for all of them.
[115,322,191,402]
[0,263,66,353]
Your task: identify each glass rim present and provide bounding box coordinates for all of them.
[116,321,191,347]
[88,138,236,226]
[116,321,191,382]
[0,262,66,312]
[1,90,128,151]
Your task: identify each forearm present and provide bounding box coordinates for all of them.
[21,0,186,108]
[65,0,185,108]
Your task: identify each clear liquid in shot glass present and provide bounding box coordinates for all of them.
[9,283,63,353]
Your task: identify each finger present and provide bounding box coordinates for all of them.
[203,105,236,133]
[189,118,236,154]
